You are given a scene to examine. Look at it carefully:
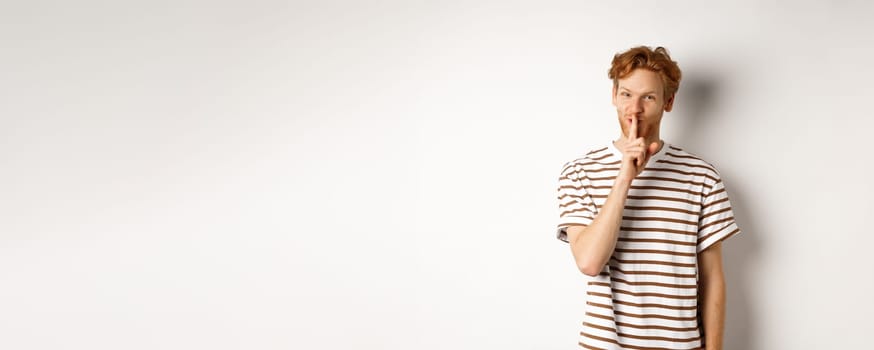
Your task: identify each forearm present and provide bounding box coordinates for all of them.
[570,179,631,276]
[699,268,726,349]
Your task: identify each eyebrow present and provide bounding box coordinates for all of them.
[619,87,658,95]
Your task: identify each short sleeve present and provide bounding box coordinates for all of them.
[697,176,741,252]
[555,162,597,243]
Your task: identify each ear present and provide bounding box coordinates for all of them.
[664,93,675,112]
[611,86,618,107]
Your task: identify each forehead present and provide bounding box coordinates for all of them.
[616,69,664,94]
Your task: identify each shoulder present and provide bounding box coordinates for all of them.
[558,145,614,177]
[661,144,723,181]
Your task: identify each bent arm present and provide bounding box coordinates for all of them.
[565,118,656,277]
[698,242,726,350]
[565,179,631,276]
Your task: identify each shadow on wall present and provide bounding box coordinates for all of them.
[720,158,761,350]
[674,73,762,350]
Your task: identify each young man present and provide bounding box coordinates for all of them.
[555,46,740,350]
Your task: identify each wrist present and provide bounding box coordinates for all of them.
[612,176,633,191]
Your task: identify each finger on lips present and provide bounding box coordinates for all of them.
[628,116,637,140]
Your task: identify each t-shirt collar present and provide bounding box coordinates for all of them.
[606,139,670,165]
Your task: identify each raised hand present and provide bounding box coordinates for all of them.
[615,117,660,185]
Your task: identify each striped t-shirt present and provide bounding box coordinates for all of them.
[555,141,740,350]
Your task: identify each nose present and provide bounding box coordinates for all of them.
[628,97,643,114]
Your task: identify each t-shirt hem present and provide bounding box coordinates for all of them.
[697,221,741,253]
[556,219,592,243]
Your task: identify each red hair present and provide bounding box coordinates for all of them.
[608,46,682,98]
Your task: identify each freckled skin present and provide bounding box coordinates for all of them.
[611,69,675,149]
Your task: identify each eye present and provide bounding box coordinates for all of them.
[644,95,656,101]
[621,92,631,97]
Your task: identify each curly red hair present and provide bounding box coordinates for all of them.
[608,46,682,99]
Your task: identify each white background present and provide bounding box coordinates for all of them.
[2,1,872,349]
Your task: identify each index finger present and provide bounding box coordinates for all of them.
[628,116,638,140]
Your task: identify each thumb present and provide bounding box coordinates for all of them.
[647,142,659,156]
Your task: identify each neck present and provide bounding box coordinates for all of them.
[615,134,665,154]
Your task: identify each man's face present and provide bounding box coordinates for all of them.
[612,69,675,139]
